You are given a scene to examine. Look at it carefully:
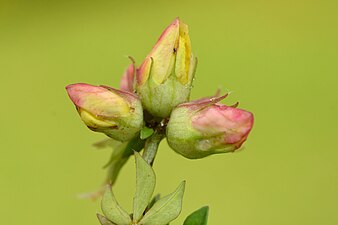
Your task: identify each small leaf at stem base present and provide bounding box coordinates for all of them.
[140,127,154,140]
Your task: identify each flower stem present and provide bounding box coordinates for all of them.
[142,129,165,165]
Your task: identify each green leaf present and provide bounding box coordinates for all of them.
[140,127,154,140]
[183,206,209,225]
[101,185,131,225]
[133,152,156,221]
[147,194,161,211]
[122,135,147,157]
[139,181,186,225]
[104,135,146,169]
[105,135,146,185]
[97,214,116,225]
[93,138,121,150]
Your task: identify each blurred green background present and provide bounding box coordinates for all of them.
[1,0,337,224]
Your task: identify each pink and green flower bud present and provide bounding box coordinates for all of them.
[120,62,135,93]
[136,18,197,118]
[166,95,254,159]
[66,83,143,142]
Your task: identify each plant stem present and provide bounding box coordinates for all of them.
[142,129,165,165]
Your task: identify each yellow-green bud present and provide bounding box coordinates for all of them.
[136,18,197,118]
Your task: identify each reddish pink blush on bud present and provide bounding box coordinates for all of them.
[192,105,254,145]
[66,83,129,117]
[66,83,103,106]
[149,18,180,57]
[120,64,135,92]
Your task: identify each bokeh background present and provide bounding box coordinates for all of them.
[1,0,338,224]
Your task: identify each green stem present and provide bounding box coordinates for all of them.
[142,129,165,165]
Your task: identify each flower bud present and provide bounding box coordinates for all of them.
[136,18,197,118]
[166,95,254,159]
[120,62,135,93]
[66,83,143,142]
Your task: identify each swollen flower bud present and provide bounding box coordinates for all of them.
[166,95,254,159]
[66,83,143,142]
[136,18,197,118]
[120,62,135,93]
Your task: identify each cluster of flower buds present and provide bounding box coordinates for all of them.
[66,18,254,159]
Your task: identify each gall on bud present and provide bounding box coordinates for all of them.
[66,83,143,142]
[136,18,197,118]
[166,94,254,159]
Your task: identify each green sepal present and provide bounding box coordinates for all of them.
[183,206,209,225]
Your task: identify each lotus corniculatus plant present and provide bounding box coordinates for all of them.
[66,18,254,225]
